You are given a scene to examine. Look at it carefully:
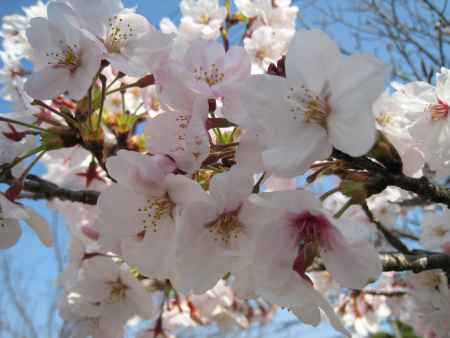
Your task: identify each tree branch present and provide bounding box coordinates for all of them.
[331,149,450,208]
[361,202,412,254]
[382,174,450,208]
[310,251,450,274]
[1,175,100,205]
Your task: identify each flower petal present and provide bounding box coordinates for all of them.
[209,165,254,211]
[0,219,21,250]
[321,226,382,289]
[285,29,341,94]
[25,67,70,100]
[328,54,389,156]
[25,207,53,247]
[262,125,332,177]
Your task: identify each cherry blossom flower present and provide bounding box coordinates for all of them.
[180,0,227,40]
[97,150,208,282]
[407,270,450,338]
[144,98,210,173]
[235,0,299,30]
[373,88,425,176]
[366,187,402,227]
[250,190,382,289]
[156,39,251,117]
[169,166,260,294]
[61,0,172,76]
[239,29,389,177]
[24,1,104,100]
[0,193,52,249]
[96,151,177,279]
[420,208,450,253]
[244,26,293,73]
[69,256,154,337]
[406,68,450,177]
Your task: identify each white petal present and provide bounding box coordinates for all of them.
[121,216,176,280]
[0,219,21,250]
[25,207,52,247]
[321,227,382,289]
[172,200,226,294]
[82,256,120,282]
[235,132,264,174]
[209,165,254,211]
[0,195,28,220]
[26,17,57,55]
[256,190,322,213]
[292,305,321,326]
[184,39,225,73]
[145,111,178,155]
[25,67,70,100]
[238,75,295,138]
[106,150,173,196]
[46,2,81,47]
[166,174,209,208]
[286,29,341,94]
[327,105,376,156]
[65,0,123,38]
[221,46,251,86]
[262,126,332,177]
[328,53,389,156]
[67,34,103,100]
[127,287,155,319]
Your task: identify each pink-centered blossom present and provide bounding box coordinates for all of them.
[250,190,382,289]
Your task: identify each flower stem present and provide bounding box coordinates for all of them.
[0,116,46,132]
[333,199,353,218]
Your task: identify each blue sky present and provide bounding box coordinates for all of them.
[0,1,372,337]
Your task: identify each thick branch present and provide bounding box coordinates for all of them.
[382,174,450,208]
[2,175,100,205]
[380,252,450,273]
[310,252,450,274]
[332,149,450,208]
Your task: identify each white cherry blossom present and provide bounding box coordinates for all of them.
[407,68,450,177]
[144,98,210,173]
[69,256,154,336]
[244,25,293,72]
[170,166,260,294]
[235,0,298,30]
[421,208,450,253]
[25,1,104,100]
[96,151,177,280]
[62,0,172,76]
[373,88,425,176]
[156,39,251,117]
[239,29,389,177]
[180,0,227,40]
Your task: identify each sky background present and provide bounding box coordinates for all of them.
[0,0,437,337]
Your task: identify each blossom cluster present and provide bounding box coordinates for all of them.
[1,0,450,337]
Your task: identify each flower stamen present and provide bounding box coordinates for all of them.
[206,208,244,245]
[428,98,449,121]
